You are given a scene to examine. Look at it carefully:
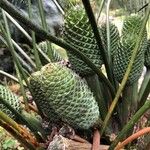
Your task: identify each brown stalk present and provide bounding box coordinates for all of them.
[71,134,89,143]
[0,111,39,147]
[18,125,40,147]
[0,119,37,150]
[115,127,150,150]
[92,129,101,150]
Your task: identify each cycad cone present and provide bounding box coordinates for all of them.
[100,23,120,59]
[0,84,21,120]
[29,63,100,129]
[113,16,147,85]
[64,7,103,76]
[30,73,61,124]
[38,41,62,62]
[145,39,150,69]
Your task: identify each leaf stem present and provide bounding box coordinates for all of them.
[37,0,53,61]
[115,127,150,150]
[0,70,19,83]
[0,119,36,150]
[28,0,42,70]
[109,100,150,150]
[82,0,116,89]
[138,68,150,108]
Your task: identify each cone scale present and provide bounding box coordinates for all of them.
[63,8,103,76]
[0,84,21,120]
[113,16,147,85]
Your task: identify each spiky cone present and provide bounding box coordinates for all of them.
[29,63,100,130]
[145,39,150,69]
[113,16,147,85]
[63,7,103,76]
[0,84,22,120]
[100,23,120,59]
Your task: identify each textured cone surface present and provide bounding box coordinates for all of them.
[30,63,100,129]
[145,39,150,68]
[63,7,103,76]
[30,74,61,123]
[0,84,21,120]
[29,41,63,65]
[113,16,147,85]
[38,41,63,62]
[100,23,120,59]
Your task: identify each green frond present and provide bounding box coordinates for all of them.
[145,39,150,68]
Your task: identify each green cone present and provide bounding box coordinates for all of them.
[29,41,63,65]
[0,84,21,120]
[29,73,61,124]
[63,7,103,76]
[29,63,100,129]
[113,16,147,85]
[145,39,150,68]
[38,41,63,62]
[100,23,120,59]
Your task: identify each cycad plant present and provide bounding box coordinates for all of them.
[0,0,150,150]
